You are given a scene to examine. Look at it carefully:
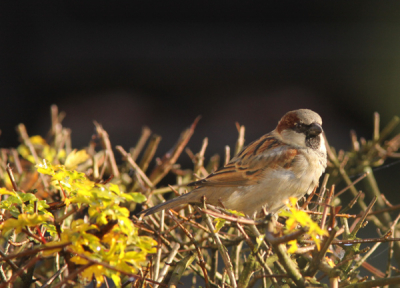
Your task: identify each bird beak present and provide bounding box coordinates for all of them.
[308,123,323,136]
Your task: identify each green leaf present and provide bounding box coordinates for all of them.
[19,192,37,202]
[126,192,146,203]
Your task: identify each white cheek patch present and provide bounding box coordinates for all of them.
[319,135,327,154]
[280,130,307,147]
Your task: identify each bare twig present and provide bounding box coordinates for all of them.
[235,123,245,154]
[116,145,154,188]
[10,149,22,174]
[334,172,368,198]
[350,197,377,237]
[0,242,71,262]
[139,134,162,173]
[320,185,335,229]
[6,163,19,192]
[154,209,165,282]
[40,264,68,288]
[154,242,180,288]
[225,145,231,165]
[0,255,41,288]
[199,198,236,288]
[94,122,120,178]
[236,223,280,288]
[168,252,196,288]
[16,124,49,189]
[377,115,400,144]
[343,275,400,288]
[265,220,305,288]
[149,116,200,186]
[131,126,152,161]
[168,210,210,288]
[306,227,338,277]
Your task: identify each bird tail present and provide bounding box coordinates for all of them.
[139,193,193,216]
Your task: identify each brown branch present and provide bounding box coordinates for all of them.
[198,208,258,225]
[116,145,154,188]
[301,185,318,209]
[6,164,19,192]
[0,255,41,288]
[343,275,400,288]
[236,223,280,288]
[306,227,338,277]
[11,148,23,174]
[52,263,93,288]
[350,197,377,237]
[265,220,305,288]
[149,116,200,186]
[0,242,71,262]
[168,210,210,288]
[131,126,152,161]
[320,185,335,229]
[306,211,358,218]
[16,124,49,189]
[332,237,400,245]
[40,264,68,288]
[153,242,180,288]
[139,134,161,173]
[94,122,120,178]
[334,172,368,198]
[197,199,235,288]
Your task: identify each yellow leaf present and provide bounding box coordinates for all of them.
[80,264,106,286]
[214,218,226,233]
[57,149,66,160]
[326,256,335,267]
[0,188,16,196]
[36,161,54,175]
[0,213,53,234]
[254,235,265,252]
[226,209,245,217]
[287,240,298,254]
[30,135,47,145]
[65,149,90,169]
[42,241,70,257]
[42,145,57,163]
[111,274,121,287]
[280,197,328,251]
[17,145,36,163]
[70,255,90,265]
[288,197,298,206]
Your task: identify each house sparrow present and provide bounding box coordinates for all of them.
[141,109,327,216]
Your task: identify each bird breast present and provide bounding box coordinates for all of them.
[221,148,326,215]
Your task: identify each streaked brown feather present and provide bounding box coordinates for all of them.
[188,133,299,187]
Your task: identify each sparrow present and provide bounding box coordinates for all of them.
[141,109,327,217]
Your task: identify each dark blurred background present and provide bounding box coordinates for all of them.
[2,0,400,275]
[2,1,400,152]
[1,4,400,161]
[2,1,400,171]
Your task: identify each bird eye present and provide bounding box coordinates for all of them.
[294,122,307,133]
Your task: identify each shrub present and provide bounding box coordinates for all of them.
[0,106,400,288]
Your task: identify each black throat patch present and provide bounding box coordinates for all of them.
[306,136,321,150]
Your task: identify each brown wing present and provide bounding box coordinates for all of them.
[188,133,299,187]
